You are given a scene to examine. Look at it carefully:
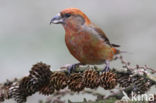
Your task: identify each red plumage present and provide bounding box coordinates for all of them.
[50,8,120,66]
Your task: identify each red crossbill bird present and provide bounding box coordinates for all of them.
[50,8,120,72]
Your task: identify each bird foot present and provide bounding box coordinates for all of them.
[67,63,81,74]
[102,64,110,72]
[102,61,110,72]
[103,65,110,72]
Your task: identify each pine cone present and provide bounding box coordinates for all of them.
[83,69,99,89]
[131,76,152,94]
[19,76,37,96]
[68,73,85,92]
[117,73,132,88]
[29,62,52,89]
[9,77,34,103]
[39,84,55,95]
[117,74,153,95]
[9,82,27,103]
[50,72,68,91]
[10,76,38,103]
[12,89,26,103]
[100,72,117,90]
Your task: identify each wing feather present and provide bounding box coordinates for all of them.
[90,24,120,47]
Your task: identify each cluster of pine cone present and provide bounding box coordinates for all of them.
[0,62,154,103]
[117,72,154,94]
[9,63,52,103]
[4,62,117,103]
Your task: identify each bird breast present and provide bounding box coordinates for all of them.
[65,27,113,64]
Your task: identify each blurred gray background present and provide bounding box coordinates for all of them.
[0,0,156,103]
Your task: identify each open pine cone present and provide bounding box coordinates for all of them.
[100,72,117,90]
[117,73,132,88]
[9,82,26,103]
[83,69,100,89]
[131,76,153,94]
[19,76,37,95]
[29,62,52,87]
[39,84,55,95]
[68,73,85,92]
[50,72,68,91]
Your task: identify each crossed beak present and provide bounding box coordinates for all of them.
[50,13,64,24]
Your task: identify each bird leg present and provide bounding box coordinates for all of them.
[103,60,110,72]
[67,63,83,74]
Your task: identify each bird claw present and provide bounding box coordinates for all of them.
[102,60,110,72]
[103,65,110,72]
[67,63,81,74]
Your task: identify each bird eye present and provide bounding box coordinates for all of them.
[64,13,71,18]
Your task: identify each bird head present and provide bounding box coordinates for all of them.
[50,8,91,26]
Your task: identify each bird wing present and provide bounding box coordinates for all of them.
[90,24,120,47]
